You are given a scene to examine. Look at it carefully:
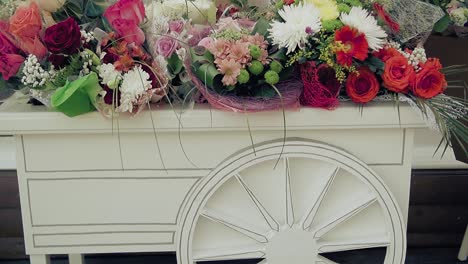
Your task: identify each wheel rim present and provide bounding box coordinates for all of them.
[177,140,406,264]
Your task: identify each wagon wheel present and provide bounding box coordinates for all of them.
[177,140,406,264]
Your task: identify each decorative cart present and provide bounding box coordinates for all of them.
[1,95,427,264]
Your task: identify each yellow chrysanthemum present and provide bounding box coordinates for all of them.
[305,0,339,21]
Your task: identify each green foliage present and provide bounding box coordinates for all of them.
[252,17,271,38]
[52,0,109,28]
[167,53,183,76]
[52,54,83,87]
[434,14,452,33]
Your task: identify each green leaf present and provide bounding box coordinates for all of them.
[167,53,183,75]
[51,72,102,117]
[434,15,452,33]
[84,0,108,18]
[194,63,223,92]
[252,17,271,38]
[251,85,276,98]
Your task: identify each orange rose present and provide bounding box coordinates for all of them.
[346,67,380,104]
[9,2,47,58]
[411,68,447,99]
[382,55,414,93]
[424,58,443,71]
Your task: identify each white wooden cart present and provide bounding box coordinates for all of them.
[0,94,439,264]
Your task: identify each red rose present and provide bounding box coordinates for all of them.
[104,0,145,26]
[0,31,19,55]
[382,55,415,93]
[44,18,81,55]
[373,47,400,62]
[0,53,24,80]
[284,0,295,5]
[346,67,380,103]
[411,68,447,99]
[334,26,369,67]
[111,18,145,45]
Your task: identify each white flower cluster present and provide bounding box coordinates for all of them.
[80,51,94,76]
[98,63,122,88]
[81,30,95,44]
[403,47,427,71]
[117,66,153,113]
[21,55,55,88]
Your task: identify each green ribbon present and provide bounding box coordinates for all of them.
[51,72,102,117]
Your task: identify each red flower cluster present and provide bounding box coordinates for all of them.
[0,30,23,80]
[346,67,380,103]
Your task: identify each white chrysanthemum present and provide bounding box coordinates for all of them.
[340,6,387,51]
[118,66,152,113]
[269,3,322,54]
[98,63,122,89]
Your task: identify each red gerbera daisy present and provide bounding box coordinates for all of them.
[334,26,369,67]
[373,3,400,33]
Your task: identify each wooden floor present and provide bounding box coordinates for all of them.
[0,248,466,264]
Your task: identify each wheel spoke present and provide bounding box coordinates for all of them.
[318,234,391,253]
[193,243,265,261]
[316,255,339,264]
[236,174,280,231]
[285,158,294,227]
[201,208,269,243]
[301,167,339,230]
[312,192,377,238]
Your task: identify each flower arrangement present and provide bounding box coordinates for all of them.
[0,0,167,117]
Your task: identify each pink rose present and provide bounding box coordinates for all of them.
[0,31,19,55]
[0,53,24,80]
[111,19,145,45]
[198,37,214,49]
[104,0,145,26]
[156,36,179,58]
[169,20,185,34]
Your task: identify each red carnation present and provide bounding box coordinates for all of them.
[346,67,380,103]
[334,26,369,67]
[373,3,400,33]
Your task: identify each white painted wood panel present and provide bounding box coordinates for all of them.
[33,231,173,247]
[0,136,15,169]
[27,177,199,226]
[22,129,405,172]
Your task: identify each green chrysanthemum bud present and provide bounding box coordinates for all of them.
[322,19,344,31]
[249,45,262,60]
[248,60,264,76]
[238,69,250,84]
[275,0,284,9]
[265,70,280,85]
[337,3,351,13]
[269,60,283,73]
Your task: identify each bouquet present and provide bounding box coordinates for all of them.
[154,1,302,112]
[0,0,167,117]
[431,0,468,37]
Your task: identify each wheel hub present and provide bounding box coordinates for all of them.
[265,227,318,264]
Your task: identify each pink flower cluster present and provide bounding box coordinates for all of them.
[204,34,269,86]
[155,20,185,58]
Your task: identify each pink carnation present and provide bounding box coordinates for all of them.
[198,37,214,49]
[226,41,251,65]
[217,59,241,86]
[208,39,231,60]
[242,33,268,49]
